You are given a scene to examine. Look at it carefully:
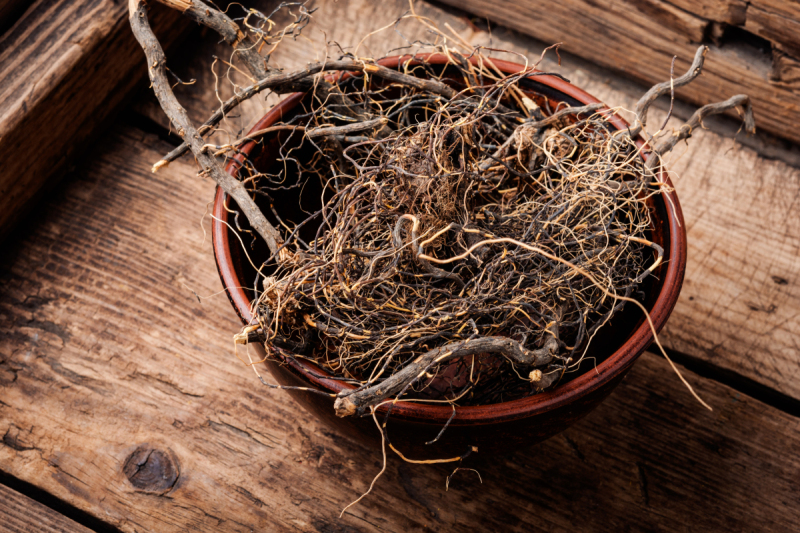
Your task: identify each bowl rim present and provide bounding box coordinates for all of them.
[212,53,687,425]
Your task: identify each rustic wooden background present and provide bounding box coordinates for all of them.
[1,0,799,531]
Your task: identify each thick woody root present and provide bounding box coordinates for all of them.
[334,333,560,417]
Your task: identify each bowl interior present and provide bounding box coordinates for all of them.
[213,54,686,423]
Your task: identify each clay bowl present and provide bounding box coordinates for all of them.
[212,53,687,459]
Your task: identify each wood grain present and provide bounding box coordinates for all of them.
[0,122,798,532]
[746,0,800,58]
[0,484,92,533]
[0,0,187,240]
[138,0,800,400]
[0,0,29,34]
[667,0,747,26]
[435,0,800,145]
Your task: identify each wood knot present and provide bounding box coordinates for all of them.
[123,445,179,493]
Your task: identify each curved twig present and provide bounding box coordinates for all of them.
[630,45,707,138]
[130,1,284,257]
[333,334,559,417]
[647,94,756,169]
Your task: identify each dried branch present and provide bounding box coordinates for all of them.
[129,0,283,256]
[155,0,269,78]
[630,45,707,138]
[306,116,389,138]
[333,334,560,417]
[155,58,458,169]
[648,94,756,168]
[200,117,388,156]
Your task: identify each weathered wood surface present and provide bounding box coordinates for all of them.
[1,0,798,530]
[0,484,92,533]
[747,0,800,58]
[436,0,800,146]
[0,0,187,240]
[138,0,800,401]
[667,0,746,26]
[1,123,799,531]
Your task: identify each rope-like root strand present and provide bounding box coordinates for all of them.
[338,407,388,518]
[447,467,483,491]
[128,1,284,258]
[334,332,559,417]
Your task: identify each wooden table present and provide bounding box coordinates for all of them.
[1,1,799,531]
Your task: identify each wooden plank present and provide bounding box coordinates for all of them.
[772,47,800,85]
[0,0,29,34]
[137,0,800,401]
[654,130,800,399]
[746,0,800,58]
[435,0,800,145]
[0,484,92,533]
[0,121,798,531]
[667,0,747,25]
[0,0,187,241]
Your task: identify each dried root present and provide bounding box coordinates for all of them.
[131,2,755,421]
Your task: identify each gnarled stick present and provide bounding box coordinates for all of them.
[333,333,560,417]
[629,45,707,138]
[155,59,458,169]
[156,0,269,79]
[151,0,393,170]
[201,117,388,156]
[130,1,283,257]
[647,94,756,169]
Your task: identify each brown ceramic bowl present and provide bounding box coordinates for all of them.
[212,54,687,459]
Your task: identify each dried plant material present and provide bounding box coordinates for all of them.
[129,0,755,508]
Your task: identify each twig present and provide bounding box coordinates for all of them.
[155,0,269,78]
[306,116,389,138]
[648,94,756,168]
[630,45,707,138]
[333,335,559,416]
[658,55,677,132]
[129,1,284,257]
[154,59,456,169]
[200,117,388,156]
